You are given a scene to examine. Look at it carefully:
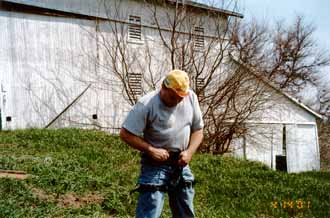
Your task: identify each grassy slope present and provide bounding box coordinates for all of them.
[0,129,329,218]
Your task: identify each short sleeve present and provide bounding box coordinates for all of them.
[191,92,204,132]
[122,102,147,137]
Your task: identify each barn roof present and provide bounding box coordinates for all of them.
[230,57,324,120]
[2,0,243,19]
[166,0,243,18]
[257,75,323,119]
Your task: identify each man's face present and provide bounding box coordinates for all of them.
[161,86,184,107]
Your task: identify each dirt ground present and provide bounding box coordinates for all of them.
[30,186,104,208]
[0,170,29,180]
[0,169,104,208]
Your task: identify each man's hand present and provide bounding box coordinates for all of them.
[120,128,169,162]
[178,150,193,166]
[177,129,203,166]
[147,146,170,162]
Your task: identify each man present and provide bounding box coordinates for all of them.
[120,69,204,218]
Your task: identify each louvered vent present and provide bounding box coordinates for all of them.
[194,26,205,51]
[128,73,142,96]
[128,15,142,41]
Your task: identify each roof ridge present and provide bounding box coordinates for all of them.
[229,55,323,119]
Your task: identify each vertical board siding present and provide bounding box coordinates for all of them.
[0,8,129,130]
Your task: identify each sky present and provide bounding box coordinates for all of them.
[240,0,330,104]
[198,0,330,80]
[241,0,330,85]
[241,0,330,58]
[198,0,330,105]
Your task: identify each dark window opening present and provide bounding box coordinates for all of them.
[282,125,286,155]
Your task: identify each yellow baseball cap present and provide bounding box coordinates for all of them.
[163,69,190,97]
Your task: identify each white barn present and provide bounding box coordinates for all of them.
[0,0,242,130]
[229,72,322,173]
[0,0,321,172]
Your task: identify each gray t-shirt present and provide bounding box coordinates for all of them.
[122,89,204,151]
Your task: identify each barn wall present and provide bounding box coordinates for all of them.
[231,123,283,170]
[232,123,320,172]
[248,83,316,124]
[0,0,229,131]
[0,9,126,130]
[230,82,320,172]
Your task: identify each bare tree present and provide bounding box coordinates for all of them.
[315,76,330,169]
[314,78,330,120]
[231,16,330,94]
[80,1,329,153]
[83,0,275,153]
[22,1,329,153]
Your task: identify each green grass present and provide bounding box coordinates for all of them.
[0,129,329,218]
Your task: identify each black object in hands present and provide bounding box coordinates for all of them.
[167,148,182,164]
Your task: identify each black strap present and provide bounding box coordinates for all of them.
[130,181,195,195]
[130,184,168,194]
[141,152,181,166]
[130,150,195,195]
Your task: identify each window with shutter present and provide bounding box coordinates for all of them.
[128,15,142,42]
[194,26,205,51]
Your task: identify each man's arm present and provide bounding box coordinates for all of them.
[119,128,170,162]
[178,128,203,166]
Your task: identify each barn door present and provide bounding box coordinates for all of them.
[286,124,319,173]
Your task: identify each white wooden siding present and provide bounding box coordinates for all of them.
[286,124,320,172]
[246,80,317,124]
[230,80,320,172]
[0,10,115,129]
